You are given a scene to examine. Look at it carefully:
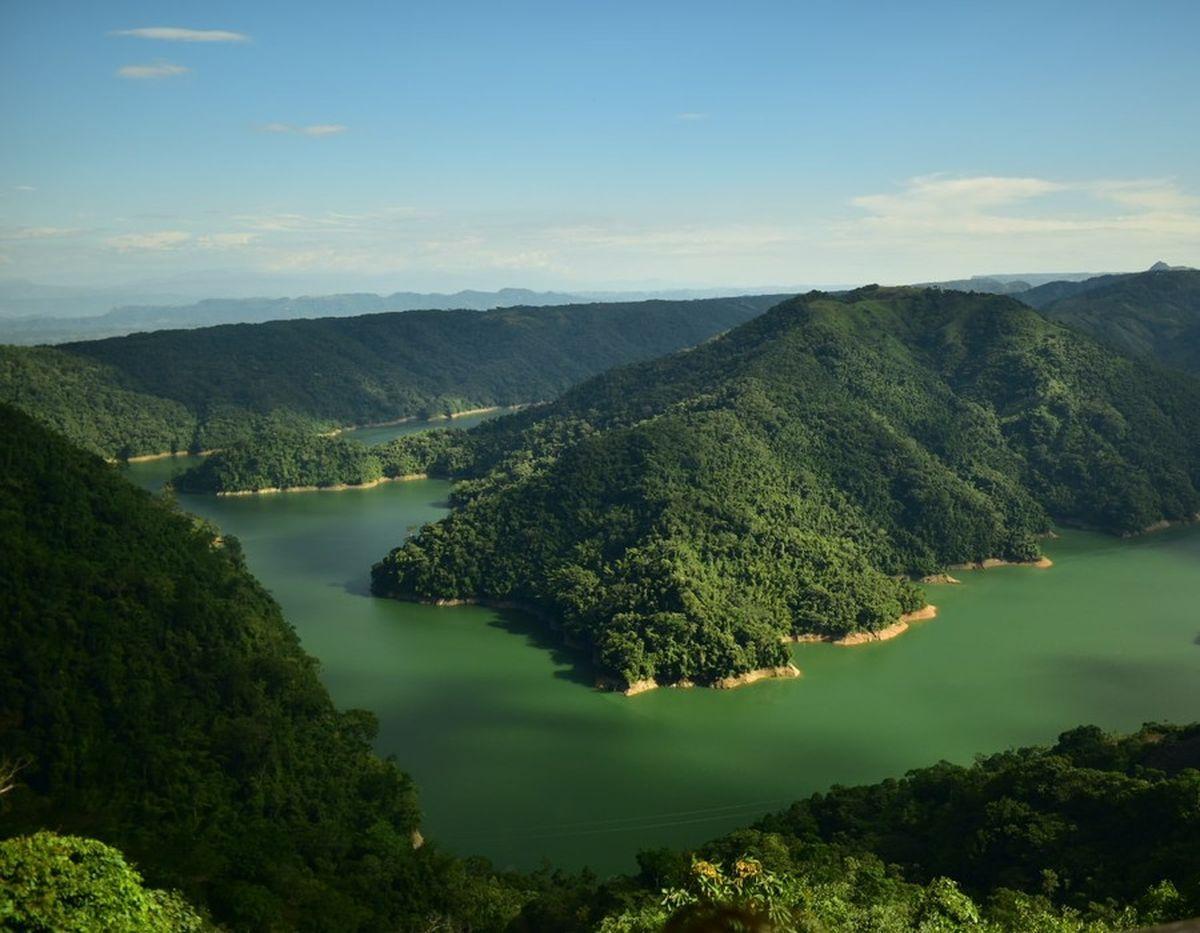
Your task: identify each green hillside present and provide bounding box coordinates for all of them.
[1035,268,1200,375]
[0,295,781,459]
[3,402,1197,930]
[0,403,513,931]
[372,287,1200,689]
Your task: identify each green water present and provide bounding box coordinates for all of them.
[125,441,1200,875]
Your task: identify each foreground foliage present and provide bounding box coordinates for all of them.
[532,723,1200,931]
[0,296,780,458]
[0,832,207,931]
[373,287,1200,687]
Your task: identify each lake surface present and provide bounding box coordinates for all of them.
[124,422,1200,874]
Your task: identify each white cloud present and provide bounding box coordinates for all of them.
[259,123,348,137]
[196,232,259,249]
[0,226,82,240]
[13,185,36,192]
[106,230,192,252]
[849,174,1200,239]
[302,124,347,137]
[111,27,249,43]
[117,61,190,80]
[676,112,709,122]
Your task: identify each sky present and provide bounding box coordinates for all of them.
[1,0,1199,296]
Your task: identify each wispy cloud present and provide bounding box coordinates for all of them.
[260,123,348,137]
[106,230,192,252]
[13,185,36,193]
[111,26,249,43]
[0,226,84,241]
[117,61,190,80]
[197,232,258,249]
[675,112,709,122]
[849,174,1200,238]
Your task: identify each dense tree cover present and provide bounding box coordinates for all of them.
[0,404,528,930]
[0,345,197,459]
[521,723,1200,932]
[0,345,329,459]
[0,295,782,459]
[1035,268,1200,375]
[3,408,1198,929]
[373,287,1200,687]
[174,427,464,493]
[0,832,208,931]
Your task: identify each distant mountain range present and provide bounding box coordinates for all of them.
[0,287,585,344]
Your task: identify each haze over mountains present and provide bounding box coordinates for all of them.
[0,282,816,344]
[5,264,1186,345]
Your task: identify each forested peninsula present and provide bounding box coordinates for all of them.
[371,287,1200,691]
[173,427,466,494]
[0,294,782,460]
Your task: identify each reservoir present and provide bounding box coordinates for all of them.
[123,416,1200,874]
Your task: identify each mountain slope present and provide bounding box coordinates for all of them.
[0,403,467,930]
[372,287,1200,689]
[0,295,783,458]
[1035,268,1200,374]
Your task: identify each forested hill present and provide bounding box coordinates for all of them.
[1034,268,1200,375]
[0,294,783,459]
[3,402,1199,930]
[373,286,1200,689]
[0,404,510,930]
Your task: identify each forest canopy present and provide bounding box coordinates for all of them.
[0,295,781,459]
[373,287,1200,688]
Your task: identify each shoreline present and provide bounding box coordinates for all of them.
[949,556,1053,570]
[332,403,528,437]
[215,473,427,496]
[401,593,805,695]
[604,663,803,697]
[1123,513,1200,537]
[785,604,939,647]
[115,448,219,464]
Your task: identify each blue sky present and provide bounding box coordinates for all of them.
[2,0,1198,293]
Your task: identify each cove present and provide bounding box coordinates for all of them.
[123,425,1200,876]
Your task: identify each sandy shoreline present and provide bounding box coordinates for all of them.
[606,664,802,696]
[216,473,427,496]
[949,556,1053,570]
[115,448,219,464]
[785,604,939,647]
[331,404,526,437]
[406,594,805,696]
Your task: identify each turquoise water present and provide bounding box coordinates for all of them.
[124,432,1200,874]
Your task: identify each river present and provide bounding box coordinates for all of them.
[122,412,1200,874]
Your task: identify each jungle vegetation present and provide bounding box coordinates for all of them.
[373,287,1200,688]
[0,295,782,459]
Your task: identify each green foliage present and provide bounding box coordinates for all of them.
[373,287,1200,686]
[0,832,207,932]
[0,345,196,459]
[535,724,1200,932]
[1035,268,1200,375]
[174,427,466,493]
[0,403,505,931]
[0,296,781,458]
